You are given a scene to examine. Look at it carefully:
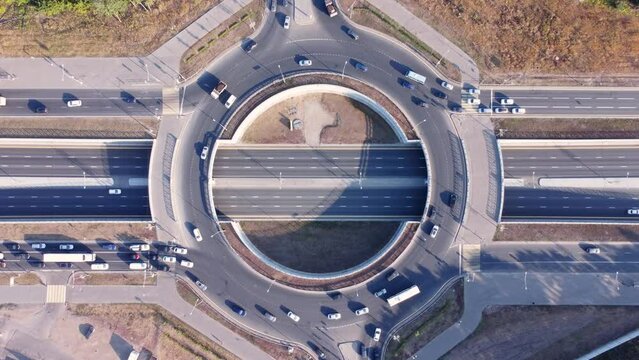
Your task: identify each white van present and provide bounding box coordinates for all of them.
[0,253,4,260]
[108,189,122,195]
[225,95,236,109]
[0,95,6,106]
[129,262,148,270]
[91,263,109,270]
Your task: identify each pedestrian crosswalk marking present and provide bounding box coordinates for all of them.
[46,285,66,303]
[162,87,180,115]
[462,244,481,273]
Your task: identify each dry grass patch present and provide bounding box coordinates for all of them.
[240,221,400,273]
[494,118,639,139]
[73,272,157,286]
[0,1,221,57]
[0,117,158,139]
[494,223,639,242]
[0,222,156,243]
[0,272,43,285]
[444,306,639,360]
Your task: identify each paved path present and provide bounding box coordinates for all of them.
[363,0,479,86]
[0,273,272,360]
[415,272,639,359]
[0,0,253,90]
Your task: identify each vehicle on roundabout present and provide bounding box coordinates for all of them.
[400,79,415,90]
[373,327,382,342]
[346,28,359,40]
[298,59,312,66]
[287,311,300,322]
[195,280,208,291]
[327,312,341,320]
[193,227,203,242]
[355,307,369,316]
[169,246,188,255]
[264,311,277,322]
[180,260,194,268]
[374,288,387,297]
[355,62,368,72]
[440,80,454,90]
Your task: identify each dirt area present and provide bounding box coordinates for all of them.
[176,280,311,360]
[0,117,158,139]
[494,224,639,242]
[241,93,399,145]
[0,223,156,243]
[73,273,157,286]
[596,335,639,360]
[221,222,418,290]
[225,74,416,141]
[494,118,639,139]
[383,0,639,83]
[0,272,43,285]
[444,305,639,360]
[241,221,400,273]
[0,1,220,57]
[180,0,263,79]
[387,280,464,360]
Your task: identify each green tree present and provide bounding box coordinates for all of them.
[92,0,128,22]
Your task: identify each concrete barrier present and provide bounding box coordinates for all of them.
[499,139,639,148]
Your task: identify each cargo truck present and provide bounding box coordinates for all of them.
[210,81,227,99]
[404,70,426,84]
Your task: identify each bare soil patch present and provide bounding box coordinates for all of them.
[175,280,311,360]
[387,280,464,360]
[494,223,639,242]
[241,221,400,273]
[494,118,639,139]
[71,303,237,360]
[0,1,221,57]
[444,306,639,360]
[73,273,157,286]
[180,0,263,79]
[0,272,43,285]
[221,222,418,290]
[0,117,158,139]
[0,223,156,243]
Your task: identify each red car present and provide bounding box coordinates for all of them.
[131,253,141,260]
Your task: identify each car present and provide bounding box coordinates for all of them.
[386,269,400,281]
[318,351,326,360]
[361,344,368,357]
[287,311,300,322]
[355,307,369,316]
[59,262,74,268]
[129,244,150,251]
[478,107,492,113]
[346,28,359,40]
[264,311,277,322]
[0,253,3,260]
[180,260,194,268]
[245,40,257,53]
[500,98,515,105]
[21,253,31,260]
[448,193,457,207]
[355,62,368,72]
[90,263,109,270]
[67,99,82,107]
[417,99,429,108]
[123,94,137,103]
[101,243,117,250]
[170,246,188,255]
[283,16,290,29]
[298,59,312,66]
[35,105,47,113]
[466,98,480,105]
[195,280,208,291]
[494,107,509,113]
[200,146,209,160]
[31,243,46,250]
[157,264,170,272]
[628,209,639,215]
[587,247,601,254]
[10,244,20,250]
[328,292,342,300]
[450,106,463,112]
[430,225,440,238]
[59,244,74,250]
[270,0,277,11]
[400,79,415,90]
[373,327,382,342]
[327,312,341,320]
[131,253,141,260]
[432,89,447,99]
[161,255,176,263]
[108,188,122,195]
[440,81,454,90]
[193,227,203,242]
[467,88,481,94]
[511,107,526,114]
[374,288,387,297]
[281,0,288,7]
[233,305,247,317]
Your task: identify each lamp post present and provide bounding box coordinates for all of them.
[341,60,348,79]
[278,64,286,84]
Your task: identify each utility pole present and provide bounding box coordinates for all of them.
[435,49,450,67]
[341,60,348,79]
[190,298,203,315]
[278,64,286,83]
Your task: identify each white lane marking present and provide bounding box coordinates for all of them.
[618,97,635,100]
[552,97,569,99]
[596,97,613,100]
[575,97,591,100]
[596,106,614,109]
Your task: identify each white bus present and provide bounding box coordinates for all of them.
[387,285,421,307]
[404,70,426,84]
[43,253,96,262]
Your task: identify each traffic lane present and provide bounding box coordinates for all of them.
[0,88,163,116]
[481,242,639,272]
[503,187,639,218]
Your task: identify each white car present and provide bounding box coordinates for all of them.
[467,88,481,94]
[161,255,176,263]
[264,312,277,322]
[511,107,526,114]
[180,260,194,268]
[494,107,509,113]
[91,263,109,270]
[67,99,82,107]
[466,98,480,105]
[195,280,208,291]
[200,146,209,160]
[587,247,601,254]
[327,313,341,320]
[283,16,290,29]
[500,98,514,105]
[374,288,387,297]
[31,243,46,250]
[628,209,639,215]
[59,244,74,250]
[373,328,382,342]
[129,244,150,252]
[108,188,122,195]
[287,311,300,322]
[170,246,188,255]
[193,227,203,242]
[440,81,454,90]
[355,307,369,316]
[430,225,440,238]
[298,59,312,66]
[478,107,492,113]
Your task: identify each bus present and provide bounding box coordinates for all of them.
[404,70,426,84]
[43,253,96,262]
[387,285,421,307]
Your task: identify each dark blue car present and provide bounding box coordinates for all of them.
[400,79,415,90]
[355,62,368,72]
[101,244,117,251]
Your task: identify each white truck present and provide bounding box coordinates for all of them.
[211,81,227,99]
[0,95,6,106]
[325,0,338,17]
[404,70,426,84]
